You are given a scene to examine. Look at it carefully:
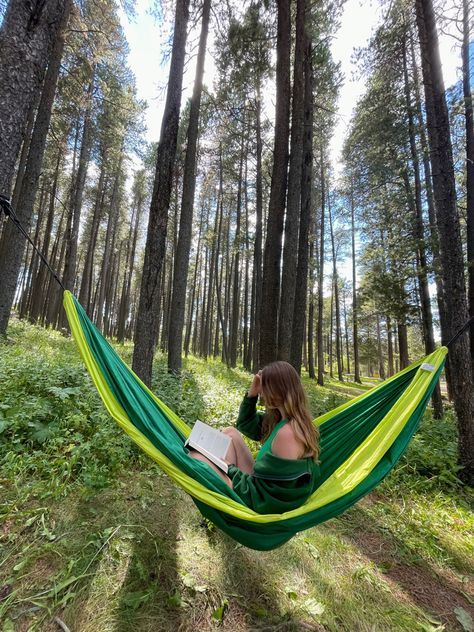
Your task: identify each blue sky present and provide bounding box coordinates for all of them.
[119,0,467,175]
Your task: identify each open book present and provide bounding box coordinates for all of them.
[184,420,231,473]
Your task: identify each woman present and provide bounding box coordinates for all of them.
[190,361,321,513]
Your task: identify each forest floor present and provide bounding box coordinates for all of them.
[1,317,473,632]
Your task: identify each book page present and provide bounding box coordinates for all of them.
[186,420,231,459]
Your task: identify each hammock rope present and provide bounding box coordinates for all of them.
[0,196,463,550]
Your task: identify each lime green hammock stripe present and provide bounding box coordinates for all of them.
[63,291,447,551]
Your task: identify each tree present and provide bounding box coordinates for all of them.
[259,0,291,367]
[0,0,68,335]
[415,0,474,484]
[132,0,190,386]
[168,0,211,374]
[278,0,305,361]
[461,0,474,364]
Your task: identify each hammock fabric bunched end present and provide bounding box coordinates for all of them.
[63,291,447,551]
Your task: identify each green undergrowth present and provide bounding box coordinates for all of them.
[1,318,473,631]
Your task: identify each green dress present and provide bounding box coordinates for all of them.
[227,394,320,514]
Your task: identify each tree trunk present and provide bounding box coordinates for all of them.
[0,0,68,335]
[0,0,66,198]
[19,187,46,319]
[214,165,229,365]
[317,150,325,385]
[329,282,334,379]
[132,0,190,385]
[260,0,291,366]
[96,151,123,330]
[29,144,63,321]
[229,132,245,367]
[416,0,474,483]
[291,32,313,373]
[252,92,264,372]
[376,314,385,379]
[278,0,305,361]
[402,34,443,417]
[60,73,94,307]
[79,161,107,313]
[167,0,210,372]
[328,196,343,381]
[397,320,409,369]
[184,217,202,356]
[387,315,394,376]
[350,184,361,383]
[462,0,474,366]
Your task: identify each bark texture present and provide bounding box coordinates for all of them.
[259,0,291,367]
[0,0,68,335]
[167,0,211,373]
[132,0,190,385]
[416,0,474,484]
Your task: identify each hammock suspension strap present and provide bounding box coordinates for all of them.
[0,195,65,290]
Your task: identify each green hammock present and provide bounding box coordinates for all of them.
[63,291,447,551]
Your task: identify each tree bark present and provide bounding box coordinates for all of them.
[259,0,291,367]
[167,0,210,372]
[416,0,474,483]
[0,0,66,198]
[229,131,245,367]
[350,184,361,383]
[462,0,474,366]
[132,0,190,385]
[60,73,94,308]
[291,32,313,373]
[252,93,264,372]
[317,150,325,385]
[79,161,106,313]
[328,196,343,381]
[278,0,305,361]
[0,0,68,335]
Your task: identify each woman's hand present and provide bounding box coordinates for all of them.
[248,370,262,398]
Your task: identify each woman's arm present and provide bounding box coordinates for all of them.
[235,394,264,441]
[234,371,264,441]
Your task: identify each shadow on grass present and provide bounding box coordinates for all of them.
[213,534,324,631]
[333,503,473,631]
[42,471,182,632]
[113,481,182,632]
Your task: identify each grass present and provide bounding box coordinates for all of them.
[1,317,473,631]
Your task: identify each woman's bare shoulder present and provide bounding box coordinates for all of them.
[271,423,305,459]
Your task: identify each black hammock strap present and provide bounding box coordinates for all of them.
[445,316,474,349]
[0,194,65,291]
[1,194,473,347]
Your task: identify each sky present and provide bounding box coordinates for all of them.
[120,0,465,175]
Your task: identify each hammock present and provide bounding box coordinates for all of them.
[63,291,447,550]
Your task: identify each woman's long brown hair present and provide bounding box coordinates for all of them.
[260,361,320,461]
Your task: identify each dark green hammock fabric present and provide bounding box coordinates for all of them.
[64,292,447,550]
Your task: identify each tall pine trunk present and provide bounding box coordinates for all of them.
[350,184,361,383]
[291,32,313,373]
[133,0,190,385]
[416,0,474,484]
[168,0,211,373]
[402,32,443,417]
[462,0,474,365]
[60,73,94,311]
[278,0,305,361]
[317,150,325,385]
[0,0,68,334]
[260,0,291,366]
